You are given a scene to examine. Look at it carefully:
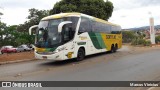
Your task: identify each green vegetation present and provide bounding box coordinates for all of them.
[50,0,114,20]
[122,31,137,43]
[155,35,160,44]
[122,31,151,46]
[131,39,151,46]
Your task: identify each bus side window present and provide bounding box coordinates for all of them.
[78,17,91,34]
[62,24,74,42]
[62,24,69,42]
[92,21,97,32]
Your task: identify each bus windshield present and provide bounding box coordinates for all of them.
[36,17,79,48]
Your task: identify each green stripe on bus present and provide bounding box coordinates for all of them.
[88,32,105,49]
[95,33,106,49]
[45,47,57,52]
[88,32,101,49]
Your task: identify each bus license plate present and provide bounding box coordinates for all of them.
[42,56,47,59]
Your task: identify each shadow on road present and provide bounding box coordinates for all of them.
[39,51,116,67]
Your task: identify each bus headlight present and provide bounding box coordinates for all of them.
[53,46,66,54]
[53,50,59,54]
[58,46,66,51]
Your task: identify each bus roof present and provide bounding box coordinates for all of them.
[42,13,81,20]
[42,13,120,27]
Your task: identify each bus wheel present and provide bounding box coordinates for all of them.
[114,44,118,52]
[111,45,115,53]
[77,48,85,61]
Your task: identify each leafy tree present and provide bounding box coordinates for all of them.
[0,12,2,15]
[1,25,18,46]
[50,0,114,20]
[0,21,7,46]
[17,8,49,33]
[0,11,3,19]
[0,25,35,47]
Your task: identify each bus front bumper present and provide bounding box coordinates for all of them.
[34,52,64,61]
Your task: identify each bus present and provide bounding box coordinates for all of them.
[29,13,122,61]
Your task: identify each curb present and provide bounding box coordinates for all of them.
[0,59,37,65]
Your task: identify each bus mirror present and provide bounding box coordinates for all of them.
[29,25,38,35]
[58,21,72,33]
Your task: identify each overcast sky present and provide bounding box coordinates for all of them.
[0,0,160,29]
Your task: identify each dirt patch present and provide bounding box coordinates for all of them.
[130,45,160,53]
[0,51,35,62]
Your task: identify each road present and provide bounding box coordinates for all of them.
[0,46,160,90]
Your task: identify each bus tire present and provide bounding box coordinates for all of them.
[111,44,115,53]
[77,48,85,61]
[114,44,118,52]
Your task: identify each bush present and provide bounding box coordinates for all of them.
[122,31,137,43]
[131,39,151,46]
[144,41,151,46]
[155,36,160,44]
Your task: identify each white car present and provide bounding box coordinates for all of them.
[17,45,32,52]
[29,44,35,50]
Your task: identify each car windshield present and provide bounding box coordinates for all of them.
[36,17,79,48]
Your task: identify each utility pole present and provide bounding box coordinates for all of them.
[149,12,155,44]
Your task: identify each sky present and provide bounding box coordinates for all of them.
[0,0,160,29]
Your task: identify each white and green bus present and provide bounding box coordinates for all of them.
[29,13,122,61]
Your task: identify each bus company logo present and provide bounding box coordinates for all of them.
[2,82,11,87]
[79,36,87,40]
[106,35,116,39]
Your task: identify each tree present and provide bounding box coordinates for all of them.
[0,11,3,19]
[1,25,18,46]
[0,25,35,47]
[17,8,49,33]
[0,21,7,46]
[50,0,114,20]
[0,12,2,15]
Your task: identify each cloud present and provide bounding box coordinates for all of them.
[0,0,60,25]
[0,0,59,9]
[110,0,160,10]
[136,0,160,7]
[109,5,160,29]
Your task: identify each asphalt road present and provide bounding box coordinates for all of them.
[0,46,160,90]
